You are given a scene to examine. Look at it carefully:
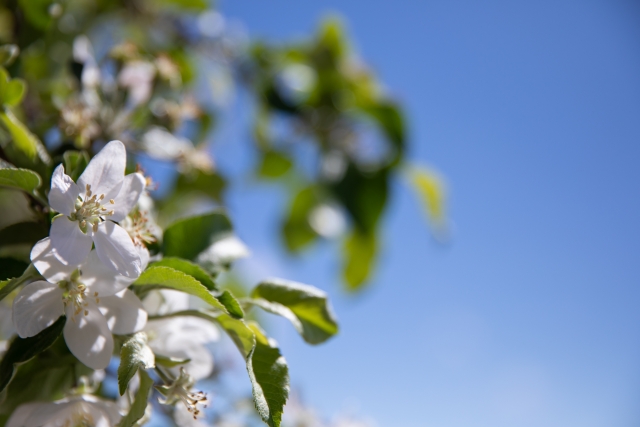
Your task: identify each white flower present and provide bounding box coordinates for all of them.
[12,238,148,369]
[144,290,219,380]
[118,60,156,106]
[7,395,121,427]
[157,368,208,420]
[48,140,145,277]
[195,235,250,271]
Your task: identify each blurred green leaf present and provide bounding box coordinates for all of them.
[154,355,190,368]
[406,165,446,227]
[258,150,292,179]
[0,74,26,107]
[118,369,153,427]
[18,0,54,30]
[0,168,41,194]
[118,332,155,396]
[282,187,319,252]
[63,151,89,182]
[0,45,19,67]
[331,164,388,234]
[151,257,217,291]
[361,101,405,162]
[250,279,338,344]
[0,316,65,393]
[343,230,377,291]
[0,222,47,246]
[0,108,50,164]
[163,211,232,261]
[174,169,226,202]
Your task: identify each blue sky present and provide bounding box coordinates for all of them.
[211,1,640,426]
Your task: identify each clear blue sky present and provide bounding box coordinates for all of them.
[212,1,640,426]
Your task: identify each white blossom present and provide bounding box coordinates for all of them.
[7,395,121,427]
[144,290,219,380]
[118,60,156,106]
[48,140,145,277]
[12,238,148,369]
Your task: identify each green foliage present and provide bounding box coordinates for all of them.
[0,264,40,302]
[246,322,290,427]
[163,211,233,260]
[343,230,377,291]
[0,168,41,195]
[258,150,293,178]
[0,222,48,246]
[282,186,320,252]
[174,169,226,202]
[62,151,89,182]
[118,333,155,396]
[118,370,154,427]
[0,69,25,107]
[0,109,50,164]
[406,165,446,229]
[0,46,18,67]
[150,257,217,291]
[213,314,289,427]
[0,316,65,393]
[249,279,339,344]
[133,266,238,316]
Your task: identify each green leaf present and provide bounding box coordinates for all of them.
[0,45,19,67]
[174,169,226,202]
[282,187,319,252]
[258,151,292,179]
[249,279,338,344]
[3,79,26,107]
[0,109,50,163]
[133,266,228,313]
[0,168,41,194]
[0,264,40,302]
[118,333,155,396]
[0,222,48,246]
[246,322,289,427]
[118,369,154,427]
[150,257,217,291]
[163,211,233,261]
[216,290,244,319]
[405,165,446,227]
[361,101,406,164]
[331,164,388,234]
[63,151,89,182]
[343,230,377,291]
[169,311,289,427]
[18,0,54,30]
[0,316,65,393]
[154,355,190,368]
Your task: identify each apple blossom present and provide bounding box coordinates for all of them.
[6,395,121,427]
[48,140,145,277]
[12,238,148,369]
[144,290,219,380]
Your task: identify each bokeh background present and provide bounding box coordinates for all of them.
[211,1,640,426]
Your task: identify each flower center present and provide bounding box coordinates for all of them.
[158,368,208,420]
[70,184,115,233]
[62,410,95,427]
[123,209,156,246]
[60,271,100,319]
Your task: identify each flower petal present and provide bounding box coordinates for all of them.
[7,402,61,427]
[98,289,147,335]
[64,303,114,369]
[110,173,146,222]
[30,238,76,282]
[80,395,122,425]
[12,281,64,338]
[80,250,134,296]
[77,140,126,197]
[93,221,141,278]
[48,164,79,216]
[50,216,92,266]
